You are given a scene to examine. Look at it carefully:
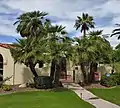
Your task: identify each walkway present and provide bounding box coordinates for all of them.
[62,83,120,108]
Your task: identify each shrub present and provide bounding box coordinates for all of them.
[101,73,120,87]
[113,73,120,85]
[34,76,53,89]
[1,85,12,91]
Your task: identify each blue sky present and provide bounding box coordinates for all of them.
[0,0,120,46]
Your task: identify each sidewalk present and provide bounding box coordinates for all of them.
[62,83,120,108]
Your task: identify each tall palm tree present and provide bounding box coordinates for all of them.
[14,11,48,38]
[13,11,73,87]
[111,24,120,39]
[74,13,95,37]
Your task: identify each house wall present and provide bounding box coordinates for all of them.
[14,63,50,85]
[0,47,14,85]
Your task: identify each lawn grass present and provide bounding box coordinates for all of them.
[89,87,120,105]
[0,90,94,108]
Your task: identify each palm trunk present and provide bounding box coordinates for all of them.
[89,62,94,83]
[60,57,67,79]
[54,61,61,88]
[29,63,38,77]
[89,62,98,83]
[50,59,56,81]
[80,62,88,84]
[83,29,86,38]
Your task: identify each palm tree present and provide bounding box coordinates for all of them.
[74,30,112,83]
[47,25,73,87]
[10,38,47,77]
[89,30,103,36]
[111,24,120,39]
[14,11,48,38]
[88,30,112,82]
[13,11,73,87]
[74,13,95,37]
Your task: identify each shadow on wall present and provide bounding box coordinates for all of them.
[22,67,49,84]
[23,67,34,84]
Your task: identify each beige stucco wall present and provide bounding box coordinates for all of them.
[14,63,50,85]
[0,47,14,85]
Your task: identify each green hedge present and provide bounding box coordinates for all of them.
[101,73,120,87]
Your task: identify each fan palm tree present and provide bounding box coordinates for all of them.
[14,11,48,38]
[47,25,73,87]
[74,30,112,83]
[88,30,112,82]
[89,30,103,36]
[74,13,95,37]
[10,38,47,77]
[13,11,73,87]
[111,24,120,39]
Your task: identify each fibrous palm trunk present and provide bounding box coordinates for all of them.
[54,61,61,87]
[80,62,88,84]
[83,29,86,38]
[29,62,38,77]
[89,62,98,83]
[50,59,56,81]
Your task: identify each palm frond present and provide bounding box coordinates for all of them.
[112,28,120,33]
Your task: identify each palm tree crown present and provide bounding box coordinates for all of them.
[14,11,48,38]
[74,13,95,37]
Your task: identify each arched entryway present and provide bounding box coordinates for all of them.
[0,54,3,81]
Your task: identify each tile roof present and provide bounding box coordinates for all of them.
[0,43,13,49]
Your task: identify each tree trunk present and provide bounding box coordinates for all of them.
[89,62,98,83]
[80,62,88,84]
[29,63,38,77]
[54,61,61,88]
[60,57,67,79]
[50,59,56,81]
[83,29,86,38]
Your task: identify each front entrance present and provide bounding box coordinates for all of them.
[0,54,3,81]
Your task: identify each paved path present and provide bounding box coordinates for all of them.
[62,83,120,108]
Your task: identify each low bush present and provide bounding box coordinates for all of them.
[101,73,120,87]
[113,73,120,85]
[1,84,12,91]
[34,76,53,89]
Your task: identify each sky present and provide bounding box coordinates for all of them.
[0,0,120,47]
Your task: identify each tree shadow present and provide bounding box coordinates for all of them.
[52,87,70,92]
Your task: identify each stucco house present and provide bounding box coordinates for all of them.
[0,43,51,86]
[0,43,112,86]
